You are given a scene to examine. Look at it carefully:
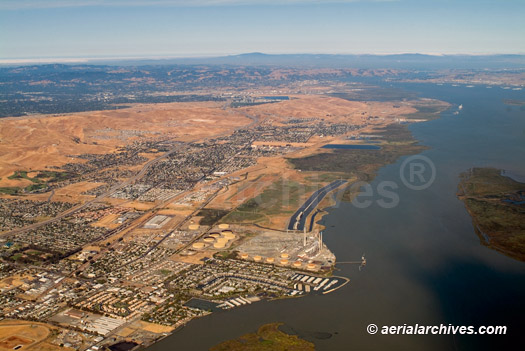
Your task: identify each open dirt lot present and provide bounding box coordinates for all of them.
[0,320,68,351]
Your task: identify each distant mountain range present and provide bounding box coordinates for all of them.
[2,53,525,69]
[158,52,525,69]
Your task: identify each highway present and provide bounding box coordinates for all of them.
[287,179,347,231]
[16,112,261,299]
[0,111,259,238]
[0,146,186,237]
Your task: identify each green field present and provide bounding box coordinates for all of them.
[0,170,76,195]
[196,209,230,225]
[0,187,22,195]
[8,170,42,183]
[7,249,52,264]
[34,170,76,183]
[222,179,318,225]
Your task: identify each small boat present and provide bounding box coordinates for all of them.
[359,253,366,271]
[458,104,463,110]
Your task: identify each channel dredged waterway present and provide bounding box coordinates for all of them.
[147,84,525,351]
[287,179,347,231]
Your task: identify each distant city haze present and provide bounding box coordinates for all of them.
[1,0,524,60]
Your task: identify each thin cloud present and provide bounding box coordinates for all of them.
[0,0,396,11]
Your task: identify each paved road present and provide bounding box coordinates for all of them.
[308,209,321,232]
[1,109,259,237]
[0,146,183,237]
[287,179,347,231]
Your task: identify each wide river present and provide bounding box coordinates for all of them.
[148,84,525,351]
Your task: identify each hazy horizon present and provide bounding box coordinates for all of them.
[1,0,524,60]
[2,52,525,67]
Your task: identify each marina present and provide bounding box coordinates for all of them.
[148,83,525,351]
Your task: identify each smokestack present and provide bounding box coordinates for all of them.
[303,227,307,246]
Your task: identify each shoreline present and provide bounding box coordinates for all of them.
[0,95,450,351]
[140,100,451,350]
[457,167,525,262]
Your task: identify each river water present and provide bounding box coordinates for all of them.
[148,84,525,351]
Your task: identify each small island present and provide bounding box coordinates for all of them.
[210,323,315,351]
[457,167,525,261]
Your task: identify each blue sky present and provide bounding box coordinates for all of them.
[1,0,524,60]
